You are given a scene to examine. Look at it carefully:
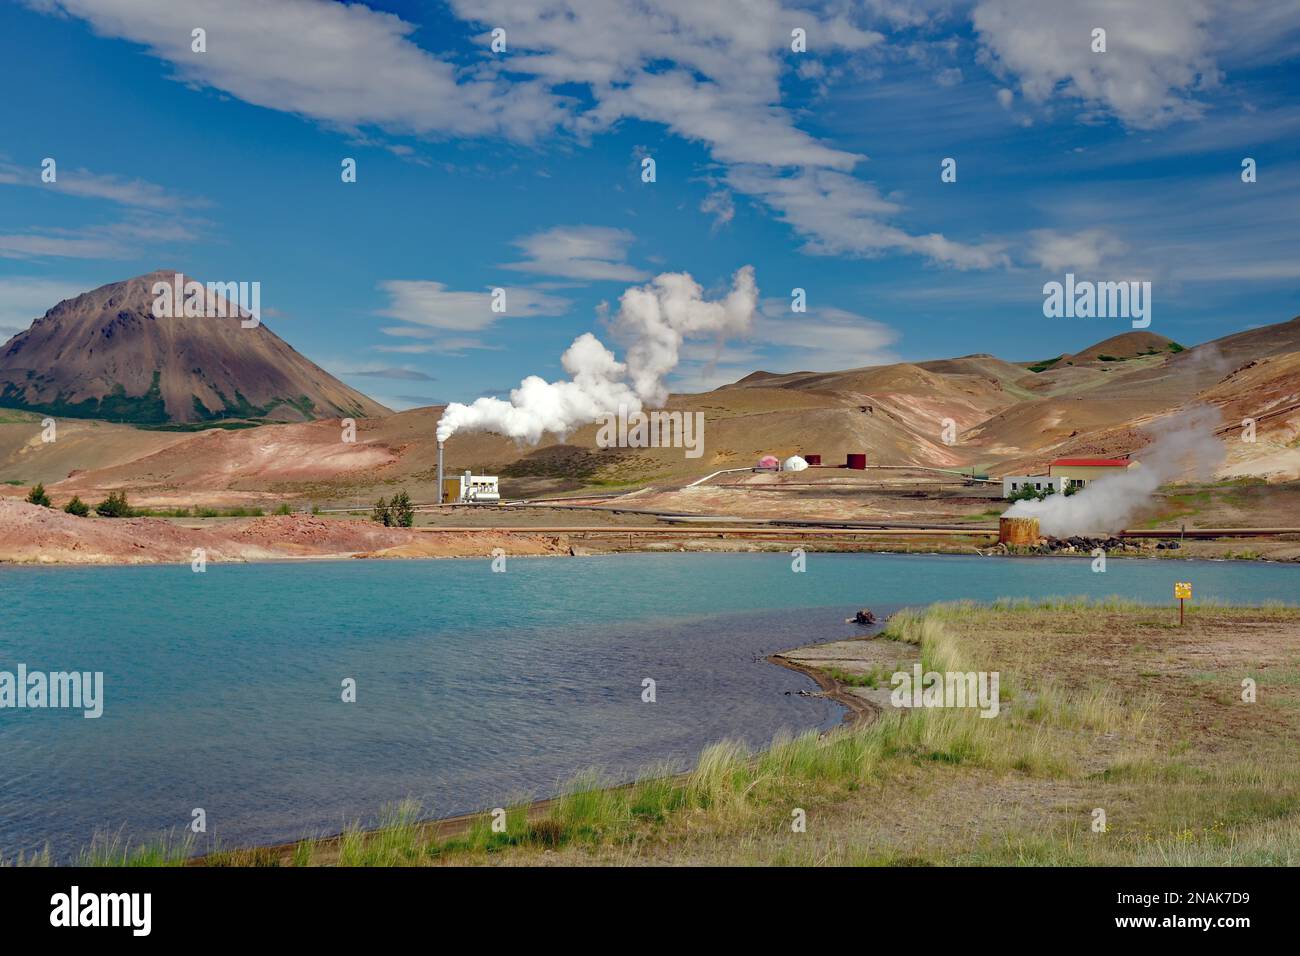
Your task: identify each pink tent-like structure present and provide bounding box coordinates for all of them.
[756,455,780,471]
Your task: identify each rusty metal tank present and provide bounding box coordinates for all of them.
[999,516,1041,546]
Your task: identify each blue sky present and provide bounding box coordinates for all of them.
[1,0,1298,411]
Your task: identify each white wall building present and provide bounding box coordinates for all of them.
[442,471,500,503]
[1001,475,1065,498]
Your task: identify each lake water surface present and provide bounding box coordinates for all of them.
[1,551,1295,859]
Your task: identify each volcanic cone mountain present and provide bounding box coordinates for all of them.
[0,271,388,424]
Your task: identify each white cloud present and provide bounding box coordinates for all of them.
[0,161,189,209]
[729,165,1009,269]
[31,0,1002,271]
[377,280,568,331]
[502,225,647,282]
[0,232,127,260]
[753,303,901,370]
[700,188,736,230]
[973,0,1222,128]
[1026,228,1127,272]
[29,0,565,141]
[339,366,435,381]
[0,211,203,260]
[673,299,901,386]
[375,280,569,353]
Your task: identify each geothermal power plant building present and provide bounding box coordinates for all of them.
[1002,457,1137,497]
[1048,457,1136,488]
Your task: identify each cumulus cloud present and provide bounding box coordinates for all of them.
[27,0,564,141]
[973,0,1221,128]
[1027,228,1128,272]
[30,0,1002,272]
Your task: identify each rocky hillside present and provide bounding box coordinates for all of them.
[0,271,389,424]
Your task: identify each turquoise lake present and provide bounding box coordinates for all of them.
[0,551,1295,860]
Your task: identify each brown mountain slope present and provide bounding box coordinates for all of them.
[1063,330,1179,364]
[8,313,1298,507]
[0,271,389,424]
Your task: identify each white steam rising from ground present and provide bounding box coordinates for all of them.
[436,267,757,444]
[1003,405,1225,536]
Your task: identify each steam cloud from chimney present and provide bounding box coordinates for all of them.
[435,267,757,444]
[1003,405,1225,536]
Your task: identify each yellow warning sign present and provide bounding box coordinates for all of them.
[1174,582,1192,600]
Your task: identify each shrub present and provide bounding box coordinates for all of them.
[371,497,391,526]
[1008,484,1046,502]
[389,490,415,528]
[25,483,51,508]
[95,490,132,518]
[63,495,90,517]
[274,503,293,516]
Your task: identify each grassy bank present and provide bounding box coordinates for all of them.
[15,598,1299,867]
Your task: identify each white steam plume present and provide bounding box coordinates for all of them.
[436,266,757,443]
[1003,405,1225,536]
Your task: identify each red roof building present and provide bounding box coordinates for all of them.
[1048,457,1131,473]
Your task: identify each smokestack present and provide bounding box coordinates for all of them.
[436,441,444,505]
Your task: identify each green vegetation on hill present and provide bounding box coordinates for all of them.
[0,374,323,427]
[0,371,168,424]
[190,389,320,424]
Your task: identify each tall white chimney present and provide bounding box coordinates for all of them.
[436,441,444,504]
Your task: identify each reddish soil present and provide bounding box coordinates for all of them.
[0,499,569,565]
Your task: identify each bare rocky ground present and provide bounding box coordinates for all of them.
[0,499,568,565]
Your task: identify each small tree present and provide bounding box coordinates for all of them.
[63,495,90,517]
[390,490,415,528]
[95,490,132,517]
[1008,484,1046,503]
[25,483,51,508]
[371,497,392,526]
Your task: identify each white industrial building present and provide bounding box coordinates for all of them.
[442,471,500,503]
[1001,475,1065,498]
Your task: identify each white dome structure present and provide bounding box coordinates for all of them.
[782,455,809,472]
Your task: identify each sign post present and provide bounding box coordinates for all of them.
[1174,581,1192,625]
